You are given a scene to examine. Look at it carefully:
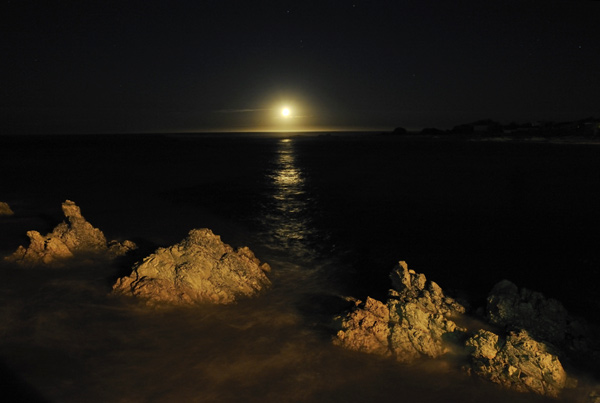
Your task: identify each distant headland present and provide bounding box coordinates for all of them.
[392,117,600,139]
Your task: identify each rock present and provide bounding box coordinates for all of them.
[465,329,567,397]
[486,280,592,355]
[333,297,392,357]
[389,261,465,315]
[0,202,14,216]
[108,239,138,257]
[333,263,597,398]
[334,261,466,362]
[112,228,271,306]
[5,200,136,266]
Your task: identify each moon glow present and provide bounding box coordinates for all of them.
[281,107,291,117]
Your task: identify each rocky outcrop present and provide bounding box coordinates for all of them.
[465,329,567,397]
[461,279,600,398]
[332,262,588,398]
[486,280,591,354]
[0,202,14,216]
[334,261,466,363]
[5,200,136,266]
[112,228,271,306]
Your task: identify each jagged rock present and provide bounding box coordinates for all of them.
[333,297,392,357]
[5,200,136,266]
[389,261,466,316]
[0,202,14,216]
[486,280,592,354]
[465,329,567,397]
[112,228,271,306]
[333,263,597,398]
[334,261,466,362]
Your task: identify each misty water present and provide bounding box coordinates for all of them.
[1,133,599,402]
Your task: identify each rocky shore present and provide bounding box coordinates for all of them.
[333,261,599,399]
[2,200,598,399]
[3,201,272,306]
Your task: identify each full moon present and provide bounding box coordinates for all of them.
[281,107,291,117]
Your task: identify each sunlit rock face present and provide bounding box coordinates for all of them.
[465,329,567,397]
[0,201,14,216]
[334,261,466,363]
[112,228,271,306]
[5,200,136,266]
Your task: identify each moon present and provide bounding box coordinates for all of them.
[281,107,291,117]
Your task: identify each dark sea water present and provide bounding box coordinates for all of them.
[0,133,599,402]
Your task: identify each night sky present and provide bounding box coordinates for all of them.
[3,0,599,134]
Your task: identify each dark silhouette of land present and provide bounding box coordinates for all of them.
[392,117,600,139]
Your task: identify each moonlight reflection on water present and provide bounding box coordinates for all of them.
[262,138,316,260]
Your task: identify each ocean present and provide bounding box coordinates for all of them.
[1,132,599,402]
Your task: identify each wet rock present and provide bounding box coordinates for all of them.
[112,228,271,306]
[0,202,14,216]
[334,261,466,362]
[5,200,136,266]
[465,329,567,397]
